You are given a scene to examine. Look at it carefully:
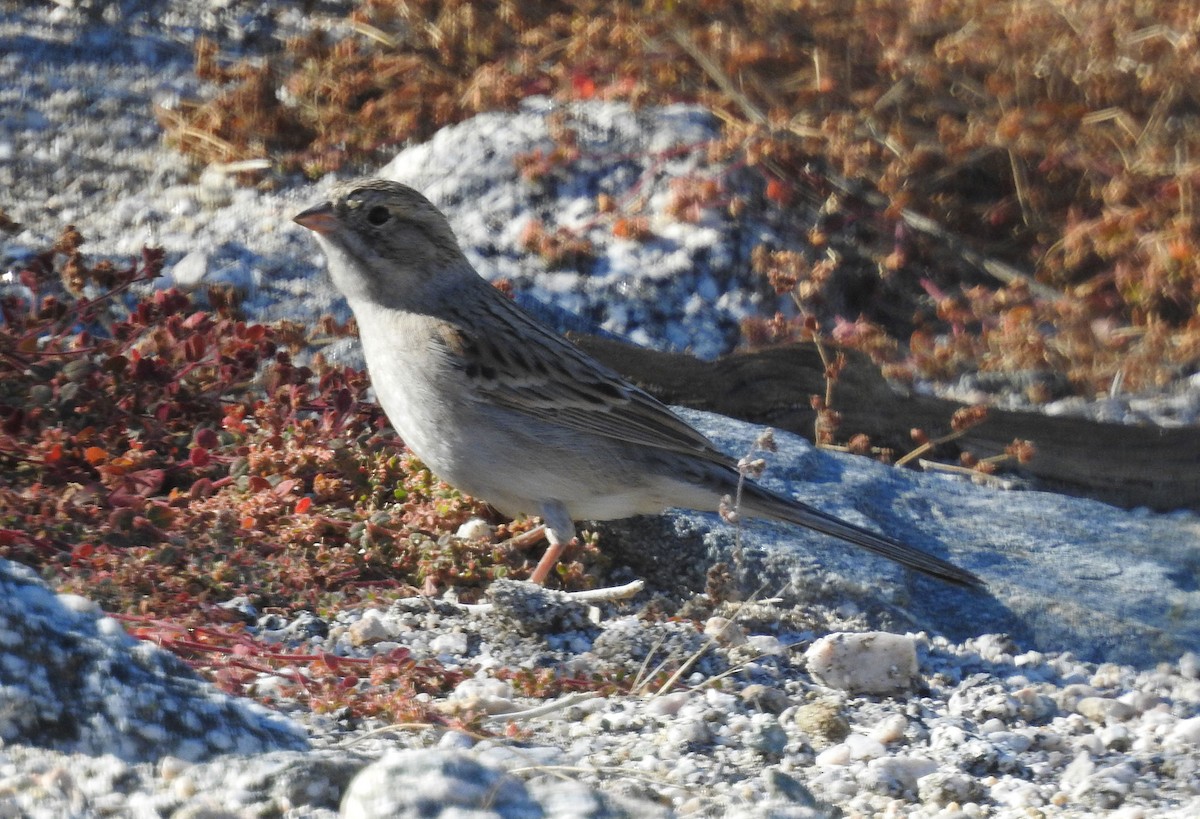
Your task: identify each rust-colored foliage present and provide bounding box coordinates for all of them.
[0,234,610,719]
[162,0,1200,399]
[0,234,593,625]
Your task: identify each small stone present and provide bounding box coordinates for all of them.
[870,713,909,744]
[704,616,747,646]
[1098,724,1131,751]
[845,732,886,760]
[745,634,785,656]
[437,731,476,750]
[171,249,209,289]
[158,756,191,780]
[429,631,468,656]
[340,749,538,818]
[746,714,788,756]
[861,755,937,796]
[1075,696,1134,723]
[814,743,851,767]
[56,593,100,616]
[918,770,986,806]
[1171,715,1200,745]
[455,517,494,540]
[793,699,850,746]
[646,691,692,718]
[1180,651,1200,679]
[347,615,390,647]
[805,632,920,694]
[763,768,818,806]
[979,718,1007,735]
[447,676,514,715]
[666,718,711,747]
[1014,687,1059,723]
[1058,683,1099,711]
[171,774,198,800]
[741,684,790,714]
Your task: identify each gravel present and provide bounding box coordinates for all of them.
[3,565,1199,817]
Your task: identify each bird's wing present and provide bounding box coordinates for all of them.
[432,293,736,468]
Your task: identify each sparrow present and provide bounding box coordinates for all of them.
[294,178,982,588]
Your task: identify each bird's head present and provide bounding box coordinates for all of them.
[294,178,470,310]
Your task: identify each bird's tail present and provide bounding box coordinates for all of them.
[737,480,984,588]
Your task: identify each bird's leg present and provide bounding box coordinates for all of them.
[529,501,576,585]
[529,535,569,584]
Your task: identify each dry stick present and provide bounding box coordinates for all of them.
[891,205,1060,300]
[1007,148,1035,227]
[667,27,768,126]
[633,653,678,696]
[482,692,601,723]
[652,639,714,698]
[892,422,982,468]
[350,20,399,48]
[504,764,679,789]
[915,458,1017,489]
[630,634,668,693]
[339,723,441,747]
[459,580,645,615]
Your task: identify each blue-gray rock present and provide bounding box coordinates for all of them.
[0,559,307,762]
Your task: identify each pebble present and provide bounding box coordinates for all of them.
[804,631,920,694]
[704,615,747,646]
[1171,716,1200,745]
[346,612,391,646]
[447,676,516,715]
[1075,696,1136,723]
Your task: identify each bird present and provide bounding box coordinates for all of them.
[293,178,983,589]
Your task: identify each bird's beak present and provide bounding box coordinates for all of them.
[293,201,339,235]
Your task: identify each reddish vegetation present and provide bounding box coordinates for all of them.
[161,0,1200,398]
[0,233,606,717]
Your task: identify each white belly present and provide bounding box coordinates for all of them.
[349,299,714,523]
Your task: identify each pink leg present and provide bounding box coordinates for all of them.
[529,500,576,585]
[529,538,569,584]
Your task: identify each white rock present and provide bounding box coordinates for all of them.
[170,249,209,289]
[455,517,494,540]
[1180,651,1200,679]
[869,713,908,744]
[865,754,937,790]
[665,718,711,746]
[845,732,886,760]
[815,743,852,767]
[157,755,190,781]
[429,631,468,657]
[703,616,747,646]
[745,634,785,656]
[989,776,1044,808]
[56,593,100,616]
[804,632,919,694]
[1170,715,1200,745]
[1060,751,1097,794]
[646,691,692,718]
[1075,696,1134,723]
[347,616,391,647]
[448,676,514,715]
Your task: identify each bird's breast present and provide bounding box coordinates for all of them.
[348,301,476,471]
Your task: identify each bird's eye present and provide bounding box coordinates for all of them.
[366,206,391,226]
